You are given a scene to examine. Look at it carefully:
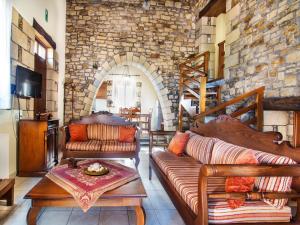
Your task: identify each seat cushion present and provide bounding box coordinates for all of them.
[66,140,102,151]
[87,124,120,141]
[208,199,291,224]
[185,133,215,164]
[101,141,136,152]
[152,151,225,214]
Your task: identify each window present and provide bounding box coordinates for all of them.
[112,76,137,109]
[34,40,47,59]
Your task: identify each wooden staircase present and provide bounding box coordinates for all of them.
[178,51,223,130]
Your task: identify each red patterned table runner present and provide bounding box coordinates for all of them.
[46,160,139,212]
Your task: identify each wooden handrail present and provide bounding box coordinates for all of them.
[178,51,211,131]
[194,86,265,130]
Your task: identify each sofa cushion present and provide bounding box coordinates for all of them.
[152,150,199,175]
[119,126,136,143]
[69,124,88,142]
[254,150,296,208]
[210,139,249,164]
[87,124,120,141]
[208,199,291,224]
[66,140,102,151]
[168,132,190,156]
[101,141,136,152]
[185,134,215,164]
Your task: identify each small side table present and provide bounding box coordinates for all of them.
[149,130,176,180]
[0,179,15,206]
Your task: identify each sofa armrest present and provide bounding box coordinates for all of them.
[60,126,69,153]
[196,164,300,225]
[149,130,176,155]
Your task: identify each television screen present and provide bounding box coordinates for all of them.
[16,66,42,98]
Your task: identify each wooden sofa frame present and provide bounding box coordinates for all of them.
[61,113,141,167]
[149,117,300,225]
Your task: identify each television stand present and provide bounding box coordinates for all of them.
[18,119,59,177]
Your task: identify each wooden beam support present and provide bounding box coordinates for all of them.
[263,97,300,111]
[198,0,226,19]
[294,111,300,147]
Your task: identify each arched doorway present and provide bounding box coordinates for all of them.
[80,53,176,131]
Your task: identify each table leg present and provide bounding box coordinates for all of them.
[135,206,145,225]
[27,206,41,225]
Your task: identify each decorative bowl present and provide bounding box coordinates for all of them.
[83,167,109,176]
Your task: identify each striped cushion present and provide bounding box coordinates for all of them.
[185,134,215,164]
[66,140,102,151]
[210,139,250,164]
[254,150,296,208]
[208,199,291,224]
[87,124,120,141]
[101,141,136,152]
[152,151,226,214]
[152,150,198,175]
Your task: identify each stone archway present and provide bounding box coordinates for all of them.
[80,53,176,131]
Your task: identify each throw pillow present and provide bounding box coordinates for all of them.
[168,132,190,156]
[119,126,136,142]
[69,124,88,142]
[225,150,258,209]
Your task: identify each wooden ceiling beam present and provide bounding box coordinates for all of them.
[198,0,226,18]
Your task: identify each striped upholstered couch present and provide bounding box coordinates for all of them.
[61,113,141,167]
[150,117,300,225]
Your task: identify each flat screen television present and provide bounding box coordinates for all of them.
[16,66,42,98]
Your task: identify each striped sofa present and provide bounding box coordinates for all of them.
[149,119,300,225]
[61,114,141,167]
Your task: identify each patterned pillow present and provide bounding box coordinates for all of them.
[185,134,215,164]
[254,151,296,208]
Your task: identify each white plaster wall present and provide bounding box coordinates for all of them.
[214,13,227,77]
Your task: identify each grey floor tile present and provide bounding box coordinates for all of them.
[38,210,72,225]
[99,210,129,225]
[67,210,99,225]
[155,209,185,225]
[128,209,160,225]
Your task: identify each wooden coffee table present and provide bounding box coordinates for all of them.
[24,160,147,225]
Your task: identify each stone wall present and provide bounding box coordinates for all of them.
[11,8,59,119]
[65,0,196,127]
[223,0,300,99]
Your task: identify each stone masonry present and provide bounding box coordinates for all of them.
[65,0,196,129]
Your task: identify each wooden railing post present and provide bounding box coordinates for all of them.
[199,76,207,115]
[178,65,184,131]
[256,88,264,131]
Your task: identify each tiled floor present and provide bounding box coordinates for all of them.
[0,148,186,225]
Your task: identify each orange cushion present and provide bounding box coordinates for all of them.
[119,126,136,142]
[225,150,258,209]
[168,132,190,156]
[69,124,88,142]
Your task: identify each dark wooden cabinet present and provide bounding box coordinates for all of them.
[18,119,59,177]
